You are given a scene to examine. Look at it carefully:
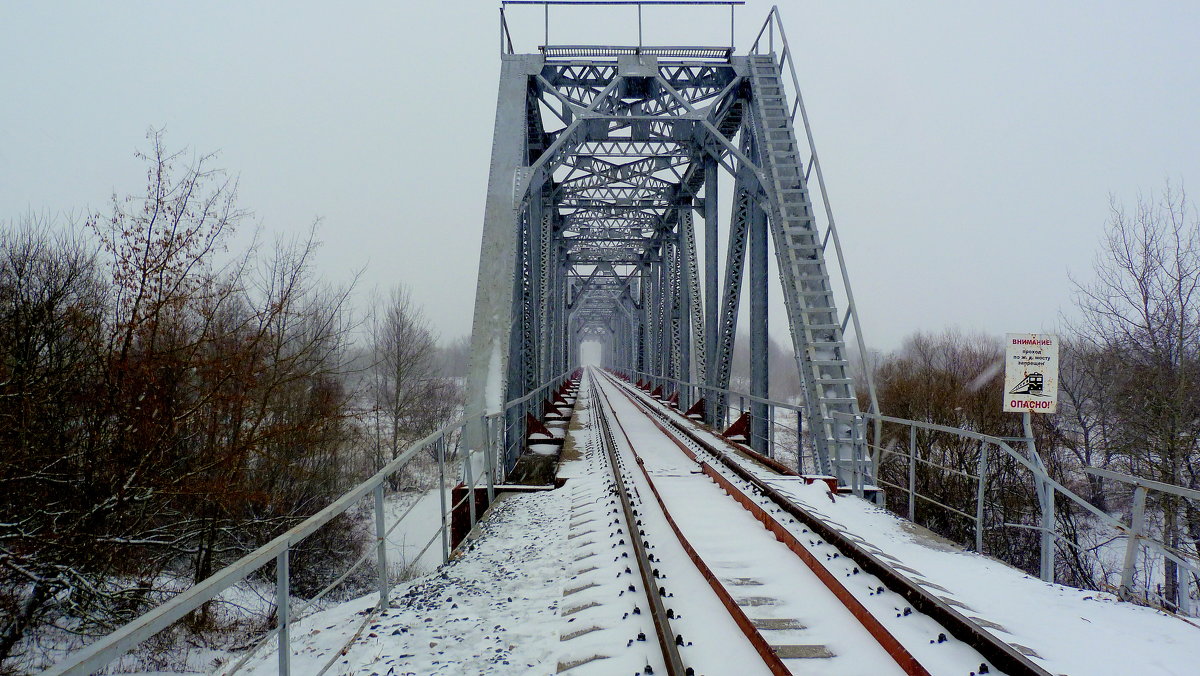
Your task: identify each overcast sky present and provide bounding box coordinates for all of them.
[2,1,1197,351]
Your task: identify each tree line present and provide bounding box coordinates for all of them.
[868,183,1200,611]
[0,132,462,672]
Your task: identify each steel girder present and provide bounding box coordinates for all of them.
[467,44,872,484]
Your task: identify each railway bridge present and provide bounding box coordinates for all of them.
[50,4,1200,676]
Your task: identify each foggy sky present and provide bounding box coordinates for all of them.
[2,1,1197,351]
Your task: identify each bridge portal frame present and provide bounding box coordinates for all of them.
[467,4,882,488]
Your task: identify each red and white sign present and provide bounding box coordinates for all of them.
[1003,333,1058,414]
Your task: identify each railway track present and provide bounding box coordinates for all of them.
[569,367,1053,676]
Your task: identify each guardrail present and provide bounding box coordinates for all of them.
[1083,467,1200,610]
[499,0,744,57]
[47,369,575,676]
[854,411,1200,612]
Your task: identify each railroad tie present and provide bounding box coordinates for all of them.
[751,618,806,630]
[772,644,836,659]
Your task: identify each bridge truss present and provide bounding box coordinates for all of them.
[466,3,880,486]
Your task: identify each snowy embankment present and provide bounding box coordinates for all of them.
[766,478,1200,675]
[236,490,569,676]
[228,394,1197,676]
[380,490,447,576]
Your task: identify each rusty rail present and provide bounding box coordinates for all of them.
[587,376,687,676]
[592,377,790,675]
[602,370,1053,676]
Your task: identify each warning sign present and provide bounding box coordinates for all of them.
[1004,333,1058,413]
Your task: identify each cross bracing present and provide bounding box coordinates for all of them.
[467,8,880,488]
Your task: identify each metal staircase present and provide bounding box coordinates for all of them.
[746,54,868,486]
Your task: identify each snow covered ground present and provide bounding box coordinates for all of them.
[379,489,448,576]
[766,478,1200,675]
[235,490,570,676]
[216,377,1199,675]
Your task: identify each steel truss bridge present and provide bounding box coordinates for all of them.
[467,1,879,489]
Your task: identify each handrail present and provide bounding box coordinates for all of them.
[845,409,1200,609]
[499,7,515,54]
[47,369,575,676]
[1084,467,1200,502]
[746,5,883,453]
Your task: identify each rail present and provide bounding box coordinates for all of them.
[587,376,687,675]
[608,367,1200,613]
[47,370,576,676]
[615,367,874,493]
[599,369,1052,675]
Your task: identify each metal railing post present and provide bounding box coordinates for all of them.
[768,404,776,458]
[796,412,804,473]
[483,416,495,503]
[275,549,290,676]
[373,484,389,608]
[853,416,865,497]
[465,441,477,530]
[1023,412,1055,582]
[438,436,449,564]
[1042,483,1055,582]
[975,443,989,553]
[494,415,504,483]
[1120,485,1147,600]
[908,425,917,522]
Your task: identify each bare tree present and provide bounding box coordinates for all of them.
[0,133,365,669]
[367,286,458,488]
[1057,338,1121,510]
[1070,182,1200,609]
[0,221,108,666]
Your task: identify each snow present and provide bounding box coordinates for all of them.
[615,374,1200,675]
[117,370,1200,675]
[766,478,1200,676]
[595,374,986,674]
[236,490,571,676]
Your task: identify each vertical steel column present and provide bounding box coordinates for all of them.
[704,155,720,425]
[637,266,649,374]
[677,223,692,407]
[668,238,684,396]
[749,200,770,455]
[465,55,539,467]
[527,198,544,390]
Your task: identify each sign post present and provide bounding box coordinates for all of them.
[1003,332,1059,582]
